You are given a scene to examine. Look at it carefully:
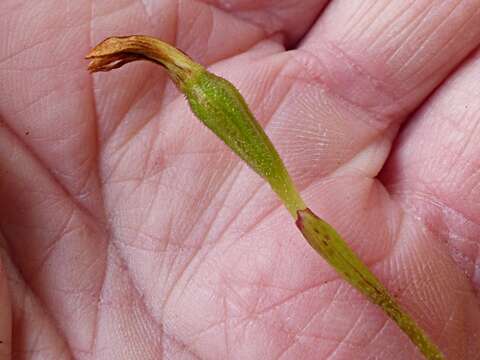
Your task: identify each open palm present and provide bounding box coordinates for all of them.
[1,1,480,359]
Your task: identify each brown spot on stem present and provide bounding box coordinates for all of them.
[295,209,308,230]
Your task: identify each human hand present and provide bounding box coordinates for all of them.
[0,1,479,359]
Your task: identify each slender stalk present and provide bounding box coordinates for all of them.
[86,35,444,359]
[296,209,443,359]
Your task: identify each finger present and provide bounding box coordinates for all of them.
[298,0,480,118]
[381,47,480,294]
[0,255,11,360]
[252,0,480,207]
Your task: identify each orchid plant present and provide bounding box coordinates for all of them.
[87,35,444,360]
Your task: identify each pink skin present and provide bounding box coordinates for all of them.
[0,0,479,359]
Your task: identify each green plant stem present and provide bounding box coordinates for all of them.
[86,35,444,360]
[296,208,443,360]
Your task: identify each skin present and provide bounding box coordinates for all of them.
[0,0,480,359]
